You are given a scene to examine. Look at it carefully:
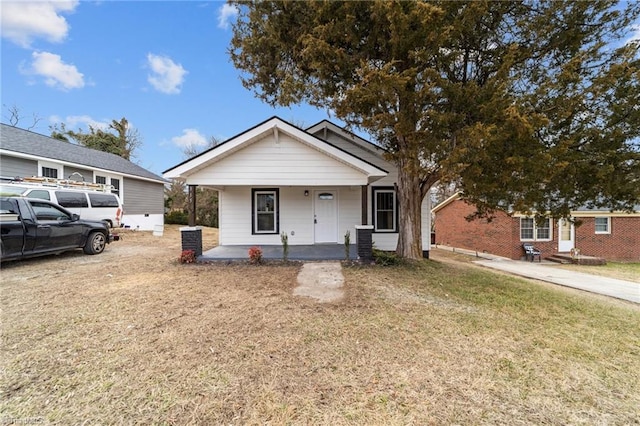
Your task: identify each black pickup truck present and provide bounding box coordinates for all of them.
[1,197,116,262]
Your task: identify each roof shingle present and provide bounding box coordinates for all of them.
[1,124,164,182]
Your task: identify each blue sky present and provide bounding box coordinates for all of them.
[0,1,340,176]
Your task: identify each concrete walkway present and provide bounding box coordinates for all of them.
[434,246,639,303]
[475,258,639,304]
[435,245,640,303]
[294,262,345,303]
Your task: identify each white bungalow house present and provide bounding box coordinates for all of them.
[162,117,431,256]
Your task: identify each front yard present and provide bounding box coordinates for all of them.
[1,226,639,424]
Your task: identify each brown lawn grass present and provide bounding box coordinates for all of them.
[1,226,639,424]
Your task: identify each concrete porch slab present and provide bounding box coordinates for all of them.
[200,244,357,261]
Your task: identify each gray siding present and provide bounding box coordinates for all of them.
[0,155,37,179]
[123,177,164,215]
[63,166,94,182]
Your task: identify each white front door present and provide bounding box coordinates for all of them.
[558,218,574,252]
[314,190,337,243]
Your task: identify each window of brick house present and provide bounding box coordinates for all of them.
[520,217,552,241]
[594,217,610,234]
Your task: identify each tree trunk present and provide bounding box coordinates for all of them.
[395,163,424,260]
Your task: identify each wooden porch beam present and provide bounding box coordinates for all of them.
[361,185,368,225]
[188,184,197,227]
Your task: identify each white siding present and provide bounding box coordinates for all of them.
[421,196,432,251]
[219,186,361,246]
[188,134,370,186]
[336,187,361,243]
[122,213,164,231]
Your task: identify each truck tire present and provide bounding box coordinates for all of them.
[84,232,107,255]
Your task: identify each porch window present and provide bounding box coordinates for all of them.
[373,187,397,232]
[252,188,279,234]
[520,218,551,241]
[595,217,610,234]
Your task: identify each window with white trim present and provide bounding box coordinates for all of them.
[110,178,120,197]
[373,188,397,232]
[252,189,279,234]
[38,161,62,179]
[94,174,122,198]
[41,167,58,178]
[520,217,552,241]
[594,217,610,234]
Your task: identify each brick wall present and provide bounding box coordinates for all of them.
[434,199,526,259]
[575,217,640,262]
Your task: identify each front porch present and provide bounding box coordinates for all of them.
[200,244,358,262]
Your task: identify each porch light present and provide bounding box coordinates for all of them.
[304,190,309,196]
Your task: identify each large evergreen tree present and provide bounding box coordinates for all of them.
[229,0,640,259]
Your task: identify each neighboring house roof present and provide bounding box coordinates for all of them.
[432,192,640,216]
[0,124,165,183]
[163,116,388,182]
[431,192,465,214]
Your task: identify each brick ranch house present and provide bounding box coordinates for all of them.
[432,193,640,262]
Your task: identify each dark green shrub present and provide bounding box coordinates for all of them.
[165,210,189,225]
[372,248,400,266]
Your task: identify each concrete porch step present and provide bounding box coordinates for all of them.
[546,254,573,264]
[547,253,606,265]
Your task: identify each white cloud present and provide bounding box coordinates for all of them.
[65,115,109,130]
[217,3,238,30]
[171,129,207,148]
[1,1,79,48]
[629,24,640,43]
[25,51,84,90]
[147,53,187,94]
[48,114,108,131]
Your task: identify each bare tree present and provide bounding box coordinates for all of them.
[2,104,41,130]
[182,135,222,159]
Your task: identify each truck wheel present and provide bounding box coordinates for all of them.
[84,232,106,255]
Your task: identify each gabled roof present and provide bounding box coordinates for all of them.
[305,119,387,156]
[431,192,464,214]
[163,116,388,179]
[1,124,165,183]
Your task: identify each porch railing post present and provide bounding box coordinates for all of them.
[355,225,374,263]
[181,226,202,257]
